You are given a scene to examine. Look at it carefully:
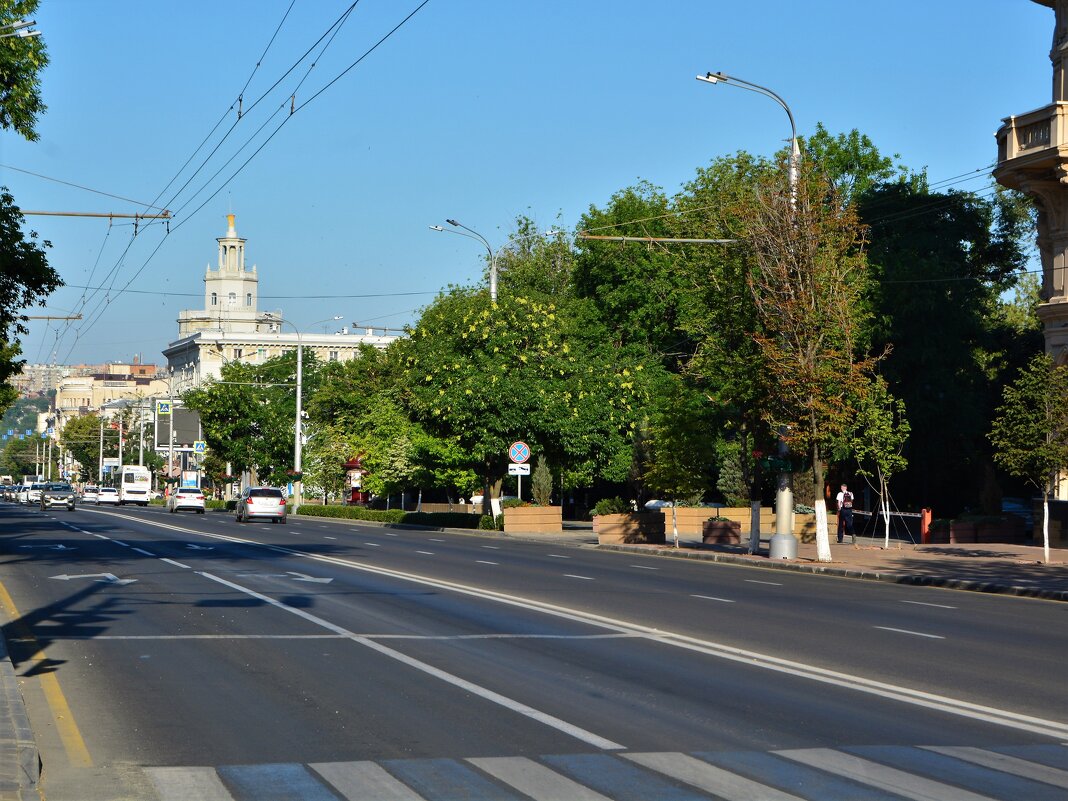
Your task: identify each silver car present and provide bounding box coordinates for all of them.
[236,486,287,523]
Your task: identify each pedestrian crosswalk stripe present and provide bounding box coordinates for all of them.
[624,752,805,801]
[776,747,999,801]
[468,756,614,801]
[920,745,1068,789]
[134,744,1068,801]
[309,761,424,800]
[146,766,233,801]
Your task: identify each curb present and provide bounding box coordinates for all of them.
[0,624,39,799]
[596,544,1068,602]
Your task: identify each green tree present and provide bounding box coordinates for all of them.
[641,375,716,546]
[989,353,1068,563]
[0,0,47,142]
[0,190,61,417]
[184,351,321,485]
[530,456,552,506]
[851,376,910,548]
[398,287,650,515]
[735,158,877,561]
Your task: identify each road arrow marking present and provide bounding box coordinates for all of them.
[50,573,137,585]
[286,571,332,584]
[19,544,77,551]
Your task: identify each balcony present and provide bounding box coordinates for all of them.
[995,103,1068,185]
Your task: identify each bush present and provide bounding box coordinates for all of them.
[225,500,238,512]
[502,498,527,509]
[206,499,227,511]
[531,457,553,506]
[295,504,482,529]
[593,496,631,516]
[478,514,496,530]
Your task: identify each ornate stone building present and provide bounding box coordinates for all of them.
[995,1,1068,357]
[164,215,397,392]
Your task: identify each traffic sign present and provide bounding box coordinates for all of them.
[193,440,207,453]
[509,441,530,463]
[156,400,171,416]
[508,463,530,476]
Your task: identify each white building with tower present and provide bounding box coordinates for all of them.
[164,214,398,392]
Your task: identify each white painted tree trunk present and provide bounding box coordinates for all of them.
[881,476,891,549]
[814,499,832,561]
[1043,493,1050,565]
[749,501,762,554]
[671,502,679,549]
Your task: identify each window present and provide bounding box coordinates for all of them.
[233,348,243,359]
[246,292,252,307]
[257,348,266,360]
[228,292,237,305]
[210,292,217,306]
[329,350,339,362]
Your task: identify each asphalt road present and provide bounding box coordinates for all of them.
[1,501,1066,800]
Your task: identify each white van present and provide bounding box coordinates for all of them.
[117,465,152,505]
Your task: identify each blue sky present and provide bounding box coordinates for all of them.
[0,0,1054,366]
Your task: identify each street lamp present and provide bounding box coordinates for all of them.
[697,69,801,556]
[263,313,343,513]
[0,20,40,39]
[430,223,566,302]
[696,71,800,202]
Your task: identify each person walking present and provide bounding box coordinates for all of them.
[835,483,855,544]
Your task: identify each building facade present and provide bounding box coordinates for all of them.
[163,214,398,392]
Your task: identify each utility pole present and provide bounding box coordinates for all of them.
[98,417,104,483]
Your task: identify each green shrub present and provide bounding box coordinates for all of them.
[593,496,631,516]
[502,498,527,509]
[478,514,496,530]
[206,499,227,511]
[295,504,481,529]
[225,500,238,512]
[149,498,165,506]
[531,457,553,506]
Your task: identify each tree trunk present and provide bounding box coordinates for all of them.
[671,500,679,548]
[813,446,832,562]
[1043,480,1051,565]
[482,461,492,518]
[749,500,762,554]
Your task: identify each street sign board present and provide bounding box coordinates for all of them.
[508,463,530,476]
[156,400,171,415]
[509,441,530,463]
[193,440,207,453]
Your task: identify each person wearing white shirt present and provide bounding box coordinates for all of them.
[835,483,855,544]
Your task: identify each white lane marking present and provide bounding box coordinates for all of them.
[93,533,110,540]
[54,633,636,642]
[875,626,946,640]
[416,550,435,555]
[112,540,130,547]
[900,600,957,610]
[481,545,500,550]
[548,554,570,559]
[319,526,331,529]
[60,522,94,536]
[310,762,426,801]
[692,594,735,604]
[630,565,658,570]
[745,579,782,586]
[564,574,595,581]
[132,547,155,557]
[197,571,624,750]
[920,745,1068,789]
[364,542,381,547]
[625,753,804,801]
[324,536,337,540]
[476,560,499,566]
[160,558,191,569]
[429,538,445,542]
[383,532,398,537]
[82,507,1068,740]
[146,765,233,801]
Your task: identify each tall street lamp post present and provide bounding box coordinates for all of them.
[697,69,801,557]
[264,314,342,514]
[429,224,566,304]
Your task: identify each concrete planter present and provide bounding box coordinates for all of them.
[657,507,714,536]
[702,519,742,545]
[503,505,563,534]
[594,512,666,545]
[976,517,1026,544]
[950,520,977,544]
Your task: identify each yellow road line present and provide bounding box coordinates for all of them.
[0,579,93,767]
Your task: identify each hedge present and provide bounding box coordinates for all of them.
[295,504,482,529]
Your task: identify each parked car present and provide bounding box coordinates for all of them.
[97,487,120,505]
[15,485,30,504]
[236,486,287,523]
[40,483,76,511]
[81,485,100,504]
[167,487,206,514]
